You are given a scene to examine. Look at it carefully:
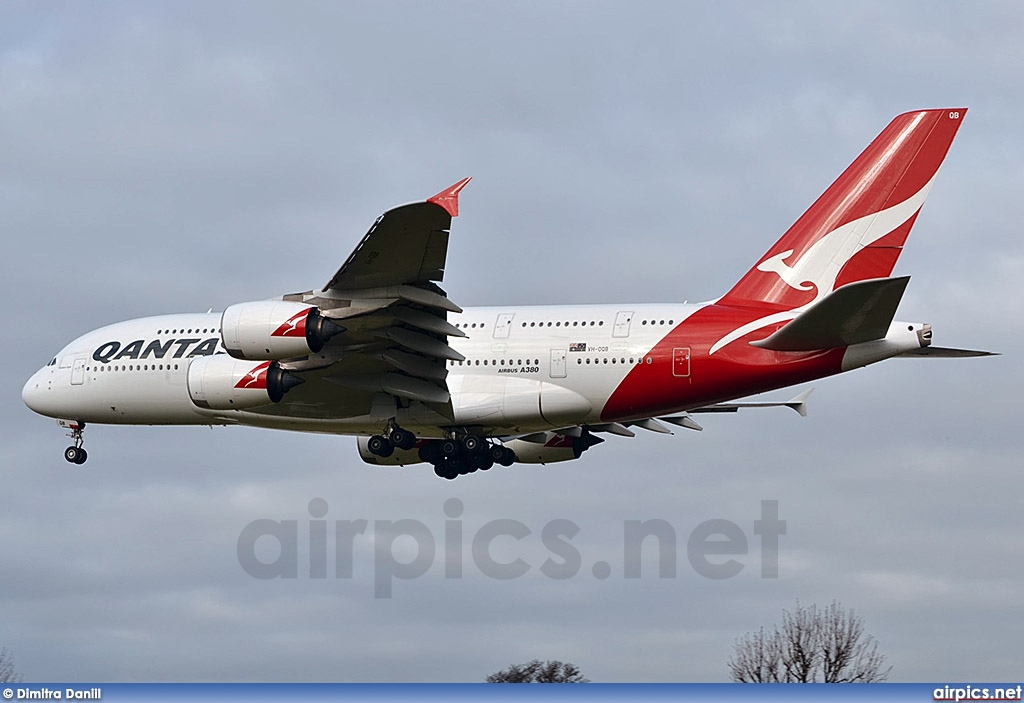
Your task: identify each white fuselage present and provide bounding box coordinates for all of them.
[22,303,709,437]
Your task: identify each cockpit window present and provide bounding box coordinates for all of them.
[47,358,56,367]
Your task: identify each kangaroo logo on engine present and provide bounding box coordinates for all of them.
[272,309,310,338]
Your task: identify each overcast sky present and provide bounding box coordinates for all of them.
[2,1,1021,683]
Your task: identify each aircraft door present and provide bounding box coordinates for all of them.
[613,311,634,338]
[494,312,515,339]
[71,357,86,386]
[550,348,566,378]
[672,347,691,378]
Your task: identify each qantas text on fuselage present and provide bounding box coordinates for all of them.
[23,108,993,479]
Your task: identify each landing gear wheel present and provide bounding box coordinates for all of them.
[462,435,482,453]
[390,428,416,450]
[418,442,442,464]
[434,462,459,480]
[440,439,459,457]
[62,421,88,464]
[498,447,516,467]
[367,434,394,458]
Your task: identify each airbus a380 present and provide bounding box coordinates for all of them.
[23,108,993,479]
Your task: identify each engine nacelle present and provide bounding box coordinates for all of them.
[221,300,343,361]
[356,436,426,466]
[502,432,603,464]
[187,355,304,410]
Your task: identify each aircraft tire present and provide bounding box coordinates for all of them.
[419,442,441,464]
[391,428,416,450]
[440,439,459,458]
[367,435,394,457]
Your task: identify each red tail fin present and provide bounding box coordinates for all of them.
[719,108,967,309]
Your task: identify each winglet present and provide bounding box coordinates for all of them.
[427,177,472,217]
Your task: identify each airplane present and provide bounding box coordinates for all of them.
[22,107,994,479]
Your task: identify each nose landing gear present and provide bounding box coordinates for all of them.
[59,419,88,465]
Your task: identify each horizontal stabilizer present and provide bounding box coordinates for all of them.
[898,346,998,358]
[751,277,910,351]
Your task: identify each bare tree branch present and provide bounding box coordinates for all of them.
[727,626,783,682]
[729,601,890,683]
[486,659,589,683]
[0,648,22,684]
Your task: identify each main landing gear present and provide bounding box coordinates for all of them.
[420,435,516,481]
[60,420,88,465]
[366,424,418,459]
[364,423,518,480]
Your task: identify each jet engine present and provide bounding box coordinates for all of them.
[502,432,603,464]
[187,355,304,410]
[221,301,344,361]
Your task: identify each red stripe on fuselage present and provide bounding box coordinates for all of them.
[601,304,845,421]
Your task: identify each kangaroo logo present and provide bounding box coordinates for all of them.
[272,310,310,338]
[710,174,937,355]
[236,361,271,389]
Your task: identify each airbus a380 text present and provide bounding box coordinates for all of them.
[23,108,992,479]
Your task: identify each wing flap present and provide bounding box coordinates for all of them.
[328,372,451,405]
[381,349,449,381]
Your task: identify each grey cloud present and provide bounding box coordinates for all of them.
[2,0,1022,683]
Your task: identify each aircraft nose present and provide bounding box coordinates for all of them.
[22,370,47,414]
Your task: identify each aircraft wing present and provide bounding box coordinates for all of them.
[518,389,816,443]
[323,178,471,290]
[247,180,472,424]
